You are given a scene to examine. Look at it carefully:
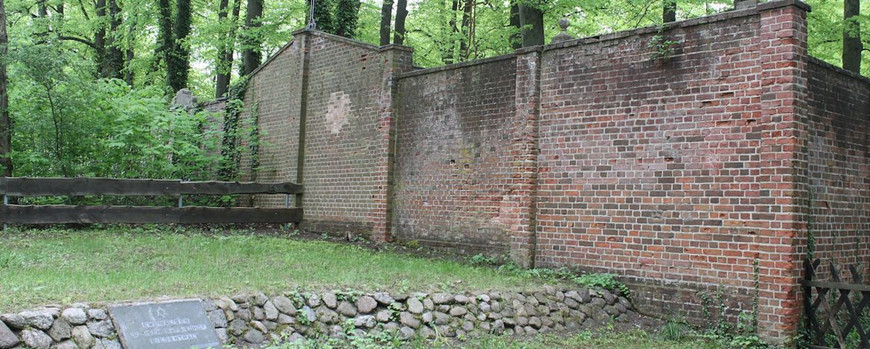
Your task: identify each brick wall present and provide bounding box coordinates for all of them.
[241,41,303,207]
[393,57,518,254]
[230,0,870,343]
[806,58,870,280]
[535,6,767,331]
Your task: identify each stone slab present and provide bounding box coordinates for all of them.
[108,299,221,349]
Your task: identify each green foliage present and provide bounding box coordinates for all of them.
[334,0,361,38]
[467,253,498,266]
[8,41,220,180]
[495,262,630,296]
[648,26,679,61]
[573,273,630,297]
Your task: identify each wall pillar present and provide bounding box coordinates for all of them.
[756,0,811,343]
[509,47,542,268]
[371,44,414,242]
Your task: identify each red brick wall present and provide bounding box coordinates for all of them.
[535,7,765,325]
[392,57,518,254]
[231,1,870,343]
[241,41,303,206]
[806,58,870,280]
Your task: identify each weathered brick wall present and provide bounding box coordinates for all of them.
[300,35,406,234]
[806,58,870,280]
[392,58,518,254]
[241,41,303,206]
[535,8,764,324]
[230,1,870,343]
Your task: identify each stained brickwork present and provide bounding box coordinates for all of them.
[231,1,868,344]
[535,7,769,333]
[241,41,303,207]
[806,58,870,280]
[393,57,518,254]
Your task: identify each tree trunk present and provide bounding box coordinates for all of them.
[663,0,677,23]
[510,1,521,50]
[103,0,124,79]
[313,0,334,33]
[167,0,192,92]
[519,2,543,47]
[215,0,231,98]
[0,0,11,176]
[393,0,407,44]
[95,0,107,76]
[336,0,361,38]
[241,0,264,76]
[157,0,174,89]
[216,0,242,97]
[843,0,862,73]
[379,0,393,45]
[459,0,473,59]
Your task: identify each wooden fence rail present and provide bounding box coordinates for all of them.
[0,177,303,225]
[803,258,870,349]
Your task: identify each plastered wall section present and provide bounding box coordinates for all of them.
[805,59,870,280]
[393,58,519,254]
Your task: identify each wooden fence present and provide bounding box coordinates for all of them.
[0,177,303,224]
[803,258,870,349]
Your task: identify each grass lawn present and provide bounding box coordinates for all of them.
[260,329,726,349]
[0,226,545,312]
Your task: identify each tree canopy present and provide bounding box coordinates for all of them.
[0,0,866,179]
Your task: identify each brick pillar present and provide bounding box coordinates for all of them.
[508,47,542,268]
[371,44,414,242]
[756,0,810,343]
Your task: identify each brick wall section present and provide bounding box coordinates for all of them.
[231,1,870,343]
[806,58,870,280]
[756,2,810,340]
[241,41,303,206]
[299,32,412,235]
[392,57,518,254]
[533,4,806,341]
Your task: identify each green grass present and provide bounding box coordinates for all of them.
[0,226,547,312]
[258,330,725,349]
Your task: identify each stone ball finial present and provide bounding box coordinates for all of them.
[551,18,575,44]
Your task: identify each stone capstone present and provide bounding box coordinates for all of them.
[60,308,87,326]
[20,310,55,330]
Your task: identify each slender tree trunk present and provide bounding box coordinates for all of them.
[241,0,264,76]
[95,0,107,76]
[379,0,393,45]
[519,2,543,47]
[843,0,862,73]
[215,0,232,98]
[167,0,192,91]
[393,0,407,44]
[663,0,677,23]
[459,0,473,59]
[510,1,521,50]
[157,0,174,89]
[217,0,242,97]
[103,0,124,79]
[0,0,11,176]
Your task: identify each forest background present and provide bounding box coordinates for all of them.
[0,0,865,182]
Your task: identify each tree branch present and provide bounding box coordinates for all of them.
[57,35,98,50]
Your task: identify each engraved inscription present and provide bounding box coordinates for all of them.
[109,300,222,349]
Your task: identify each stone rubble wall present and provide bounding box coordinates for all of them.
[0,286,635,348]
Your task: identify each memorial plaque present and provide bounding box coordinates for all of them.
[109,299,222,349]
